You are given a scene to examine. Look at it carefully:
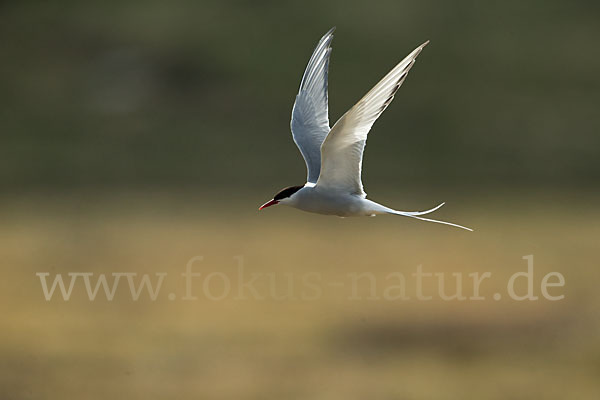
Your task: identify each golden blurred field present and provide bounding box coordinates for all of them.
[1,191,599,399]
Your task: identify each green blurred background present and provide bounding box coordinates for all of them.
[1,1,599,399]
[2,0,598,191]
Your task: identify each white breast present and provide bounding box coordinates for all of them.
[282,186,385,217]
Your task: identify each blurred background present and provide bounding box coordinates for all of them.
[1,0,599,399]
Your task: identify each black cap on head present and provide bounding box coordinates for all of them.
[274,185,304,201]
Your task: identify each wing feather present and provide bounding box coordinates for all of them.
[316,41,429,195]
[290,27,336,184]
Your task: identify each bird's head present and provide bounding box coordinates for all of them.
[259,185,304,210]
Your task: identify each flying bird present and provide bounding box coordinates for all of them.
[259,28,471,231]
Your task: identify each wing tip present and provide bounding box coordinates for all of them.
[411,40,429,58]
[320,27,336,44]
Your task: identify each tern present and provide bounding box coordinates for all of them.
[259,28,472,231]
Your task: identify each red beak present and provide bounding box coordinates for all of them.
[259,199,279,210]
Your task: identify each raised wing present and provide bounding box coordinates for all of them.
[316,41,429,196]
[291,27,335,184]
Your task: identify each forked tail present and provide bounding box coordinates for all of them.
[386,202,473,231]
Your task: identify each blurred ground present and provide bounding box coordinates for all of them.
[1,192,598,399]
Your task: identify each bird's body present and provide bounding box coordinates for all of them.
[282,185,379,217]
[259,28,472,231]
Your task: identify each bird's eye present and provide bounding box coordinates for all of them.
[274,185,303,200]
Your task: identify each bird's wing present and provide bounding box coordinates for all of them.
[316,41,429,196]
[291,27,335,184]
